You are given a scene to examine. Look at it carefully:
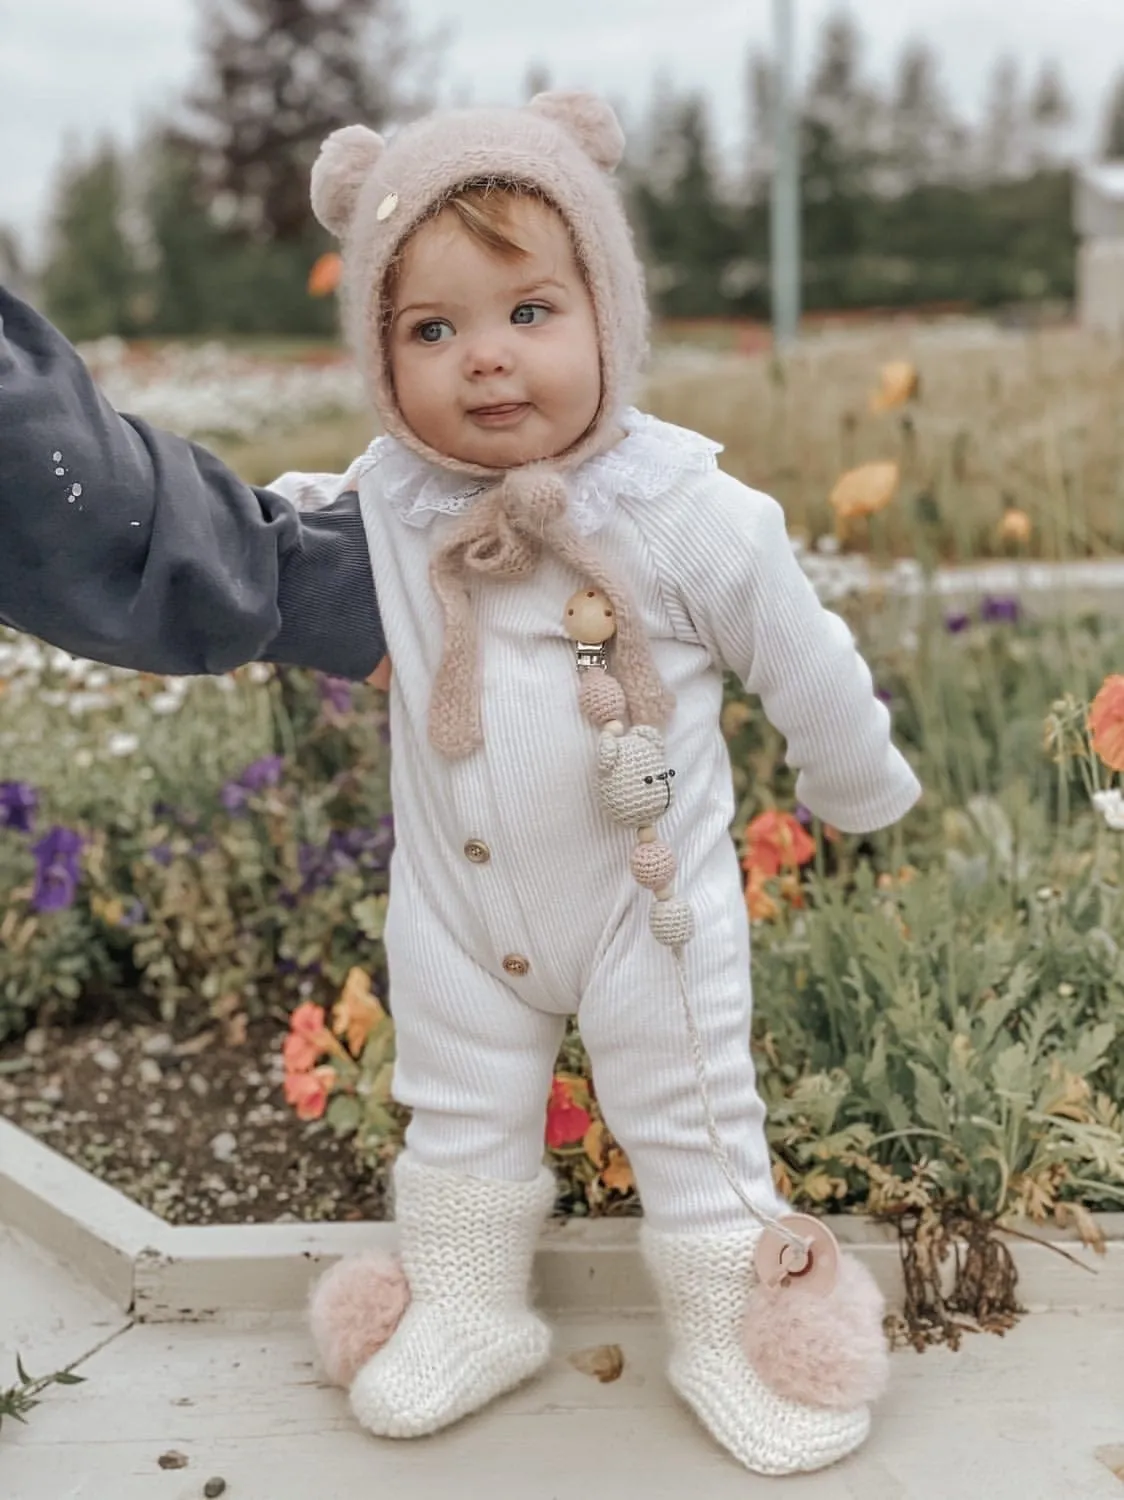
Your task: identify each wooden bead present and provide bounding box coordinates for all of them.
[654,884,676,902]
[638,826,656,843]
[631,842,676,890]
[563,588,617,644]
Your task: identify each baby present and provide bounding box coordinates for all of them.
[0,92,920,1477]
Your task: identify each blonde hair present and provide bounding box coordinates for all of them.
[383,179,578,326]
[443,180,546,258]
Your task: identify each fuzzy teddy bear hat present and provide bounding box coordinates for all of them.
[308,92,672,758]
[309,90,650,477]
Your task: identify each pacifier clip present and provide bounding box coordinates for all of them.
[562,586,842,1302]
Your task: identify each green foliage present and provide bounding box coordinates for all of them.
[0,833,111,1044]
[0,1355,85,1436]
[40,139,143,342]
[753,857,1124,1223]
[0,650,391,1035]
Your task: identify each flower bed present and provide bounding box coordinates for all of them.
[3,576,1123,1267]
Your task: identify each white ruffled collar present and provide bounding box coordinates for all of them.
[351,409,722,536]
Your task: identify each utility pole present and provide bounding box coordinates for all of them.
[770,0,801,348]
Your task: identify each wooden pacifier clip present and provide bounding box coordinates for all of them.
[563,587,694,948]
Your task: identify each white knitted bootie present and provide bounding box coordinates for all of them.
[642,1224,875,1475]
[349,1153,555,1438]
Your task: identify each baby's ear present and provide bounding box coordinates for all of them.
[311,125,385,237]
[527,91,625,171]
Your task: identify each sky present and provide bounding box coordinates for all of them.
[2,0,1122,257]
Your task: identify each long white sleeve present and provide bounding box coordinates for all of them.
[645,468,921,833]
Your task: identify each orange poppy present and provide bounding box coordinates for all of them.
[869,360,920,413]
[307,252,342,297]
[545,1078,592,1149]
[829,461,900,521]
[743,810,817,878]
[283,1064,337,1121]
[1089,675,1124,773]
[997,508,1032,545]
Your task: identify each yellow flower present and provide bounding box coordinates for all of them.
[996,507,1032,545]
[829,461,900,521]
[332,967,387,1057]
[745,866,780,923]
[601,1147,636,1195]
[869,360,920,413]
[582,1118,608,1167]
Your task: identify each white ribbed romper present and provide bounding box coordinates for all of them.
[337,410,920,1235]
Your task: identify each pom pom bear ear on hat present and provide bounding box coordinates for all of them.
[527,91,625,171]
[310,124,385,237]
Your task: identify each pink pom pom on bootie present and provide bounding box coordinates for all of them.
[741,1253,889,1409]
[308,1251,411,1387]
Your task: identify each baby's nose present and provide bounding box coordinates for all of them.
[466,336,514,375]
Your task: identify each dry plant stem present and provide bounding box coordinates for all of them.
[877,1205,1023,1352]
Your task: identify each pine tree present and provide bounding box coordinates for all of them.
[523,63,552,101]
[1028,61,1072,169]
[41,138,142,340]
[631,88,738,316]
[886,42,956,191]
[174,0,422,241]
[0,227,28,299]
[979,57,1027,181]
[1101,71,1124,159]
[745,46,776,193]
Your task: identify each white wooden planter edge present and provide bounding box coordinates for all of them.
[2,1117,1121,1323]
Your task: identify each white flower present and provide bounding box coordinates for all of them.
[107,732,140,757]
[68,691,114,716]
[1092,789,1124,831]
[74,748,94,769]
[246,662,273,684]
[150,692,183,716]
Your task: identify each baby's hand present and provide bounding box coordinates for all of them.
[367,656,392,691]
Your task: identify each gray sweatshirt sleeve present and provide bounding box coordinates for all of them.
[0,286,384,681]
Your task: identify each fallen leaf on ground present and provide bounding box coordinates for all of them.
[1095,1445,1124,1483]
[568,1344,625,1383]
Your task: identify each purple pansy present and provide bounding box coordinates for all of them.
[944,611,972,634]
[0,781,38,834]
[317,674,354,717]
[31,826,84,912]
[221,754,285,811]
[980,595,1021,624]
[297,816,395,894]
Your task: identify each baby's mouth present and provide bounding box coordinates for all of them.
[468,402,531,427]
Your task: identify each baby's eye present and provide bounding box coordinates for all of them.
[512,303,549,326]
[415,319,454,344]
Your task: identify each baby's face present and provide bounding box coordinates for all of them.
[388,199,601,469]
